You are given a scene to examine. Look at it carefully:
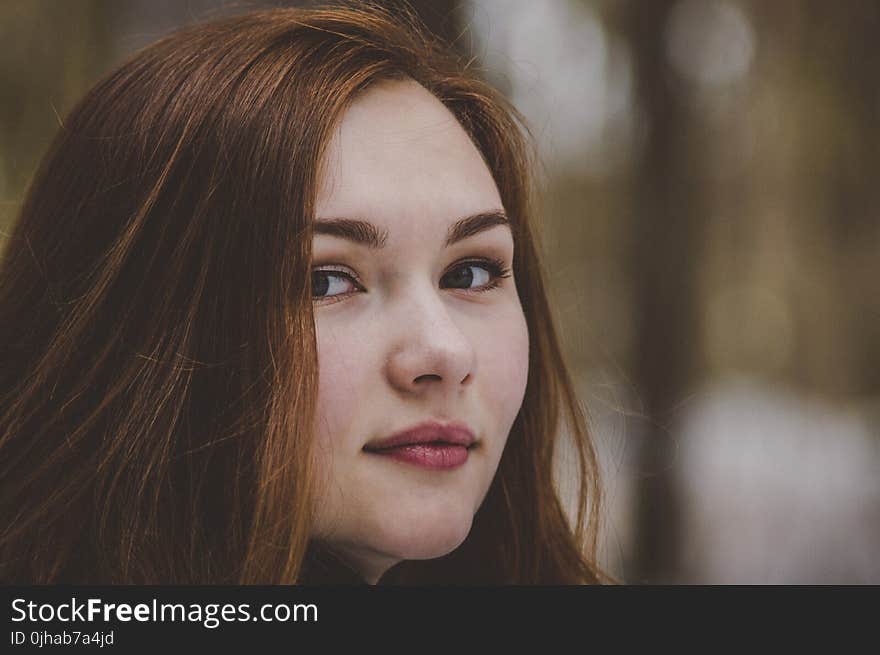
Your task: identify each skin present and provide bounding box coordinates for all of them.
[310,78,530,584]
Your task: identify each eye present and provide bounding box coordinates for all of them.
[441,257,512,293]
[312,267,362,302]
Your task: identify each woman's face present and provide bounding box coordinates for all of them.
[310,78,529,583]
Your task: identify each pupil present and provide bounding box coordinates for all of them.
[450,266,474,288]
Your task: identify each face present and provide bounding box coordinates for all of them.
[310,78,529,584]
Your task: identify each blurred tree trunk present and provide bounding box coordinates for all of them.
[812,1,880,396]
[621,0,706,583]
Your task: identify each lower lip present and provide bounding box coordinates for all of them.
[365,443,470,470]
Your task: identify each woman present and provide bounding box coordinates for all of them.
[0,3,606,584]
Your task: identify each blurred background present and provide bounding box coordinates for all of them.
[2,0,878,583]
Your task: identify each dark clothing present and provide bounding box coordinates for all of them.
[298,542,370,585]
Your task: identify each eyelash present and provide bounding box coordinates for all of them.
[311,257,512,305]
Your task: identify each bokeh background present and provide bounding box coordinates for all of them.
[2,0,878,583]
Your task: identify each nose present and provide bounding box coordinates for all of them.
[384,288,476,395]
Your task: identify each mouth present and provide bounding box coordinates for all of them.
[362,420,477,470]
[363,442,475,469]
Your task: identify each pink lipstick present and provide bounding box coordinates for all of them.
[363,421,476,470]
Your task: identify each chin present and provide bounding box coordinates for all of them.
[372,504,475,561]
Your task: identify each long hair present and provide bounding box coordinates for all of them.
[0,2,607,584]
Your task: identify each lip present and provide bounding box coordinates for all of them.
[363,420,476,470]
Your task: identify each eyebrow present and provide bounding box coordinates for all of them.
[312,210,510,249]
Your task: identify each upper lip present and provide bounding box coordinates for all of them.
[364,420,476,451]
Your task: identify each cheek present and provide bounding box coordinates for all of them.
[479,307,530,424]
[313,324,364,451]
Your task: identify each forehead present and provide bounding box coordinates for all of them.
[316,79,503,236]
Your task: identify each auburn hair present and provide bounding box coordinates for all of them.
[0,2,607,584]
